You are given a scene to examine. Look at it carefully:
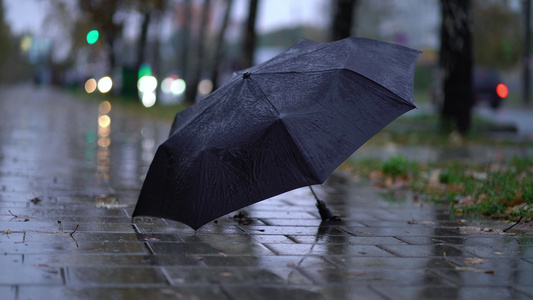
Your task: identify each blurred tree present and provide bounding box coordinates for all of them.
[524,0,531,105]
[185,0,211,105]
[179,0,192,83]
[331,0,357,41]
[439,0,474,135]
[472,0,522,69]
[77,0,124,73]
[136,9,152,77]
[0,0,12,71]
[353,0,388,41]
[242,0,258,68]
[260,26,327,48]
[134,0,166,95]
[211,0,233,90]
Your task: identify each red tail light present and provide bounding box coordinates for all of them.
[496,83,508,98]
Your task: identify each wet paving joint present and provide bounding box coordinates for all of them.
[0,86,532,299]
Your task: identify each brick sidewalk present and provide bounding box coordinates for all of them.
[1,86,532,300]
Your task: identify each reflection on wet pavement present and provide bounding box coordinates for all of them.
[1,86,532,299]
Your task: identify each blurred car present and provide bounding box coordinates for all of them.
[430,66,508,110]
[473,66,508,109]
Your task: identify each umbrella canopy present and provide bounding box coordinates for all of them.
[133,37,420,230]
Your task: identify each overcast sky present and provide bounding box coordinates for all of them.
[3,0,328,36]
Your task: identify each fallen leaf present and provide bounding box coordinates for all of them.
[219,272,233,277]
[464,258,485,264]
[494,252,504,255]
[443,252,494,274]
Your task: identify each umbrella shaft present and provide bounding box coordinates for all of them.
[308,186,320,202]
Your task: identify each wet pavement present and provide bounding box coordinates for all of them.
[1,85,532,300]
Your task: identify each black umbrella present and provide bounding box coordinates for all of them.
[133,37,420,230]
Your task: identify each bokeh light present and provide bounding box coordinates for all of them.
[170,79,186,95]
[20,35,32,52]
[97,137,111,148]
[98,101,111,114]
[98,115,111,128]
[86,30,99,44]
[142,92,157,108]
[496,83,509,98]
[137,76,158,93]
[97,76,113,93]
[198,79,213,95]
[85,78,97,93]
[161,75,178,94]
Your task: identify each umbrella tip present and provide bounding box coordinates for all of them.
[243,72,251,79]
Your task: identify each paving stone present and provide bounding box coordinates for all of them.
[1,241,148,255]
[223,285,327,300]
[239,225,346,236]
[17,286,230,300]
[22,231,182,243]
[264,243,395,256]
[315,285,386,300]
[0,257,64,285]
[462,245,533,258]
[148,240,276,256]
[326,256,451,270]
[250,234,297,244]
[378,244,468,257]
[514,286,533,298]
[22,253,200,267]
[165,265,313,285]
[197,254,334,269]
[301,268,452,286]
[342,226,438,237]
[290,235,407,245]
[377,286,532,300]
[259,218,365,227]
[0,287,16,300]
[431,269,533,287]
[66,266,168,286]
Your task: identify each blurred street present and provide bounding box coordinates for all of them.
[477,104,533,137]
[1,85,532,299]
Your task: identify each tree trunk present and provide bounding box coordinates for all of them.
[242,0,258,68]
[105,31,117,73]
[524,0,531,105]
[211,0,233,90]
[439,0,474,135]
[136,11,151,76]
[180,0,191,83]
[185,0,211,105]
[331,0,357,41]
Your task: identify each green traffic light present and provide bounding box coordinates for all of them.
[87,30,99,44]
[138,63,152,79]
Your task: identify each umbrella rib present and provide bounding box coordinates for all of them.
[247,77,322,183]
[250,69,416,109]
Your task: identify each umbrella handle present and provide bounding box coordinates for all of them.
[308,186,341,221]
